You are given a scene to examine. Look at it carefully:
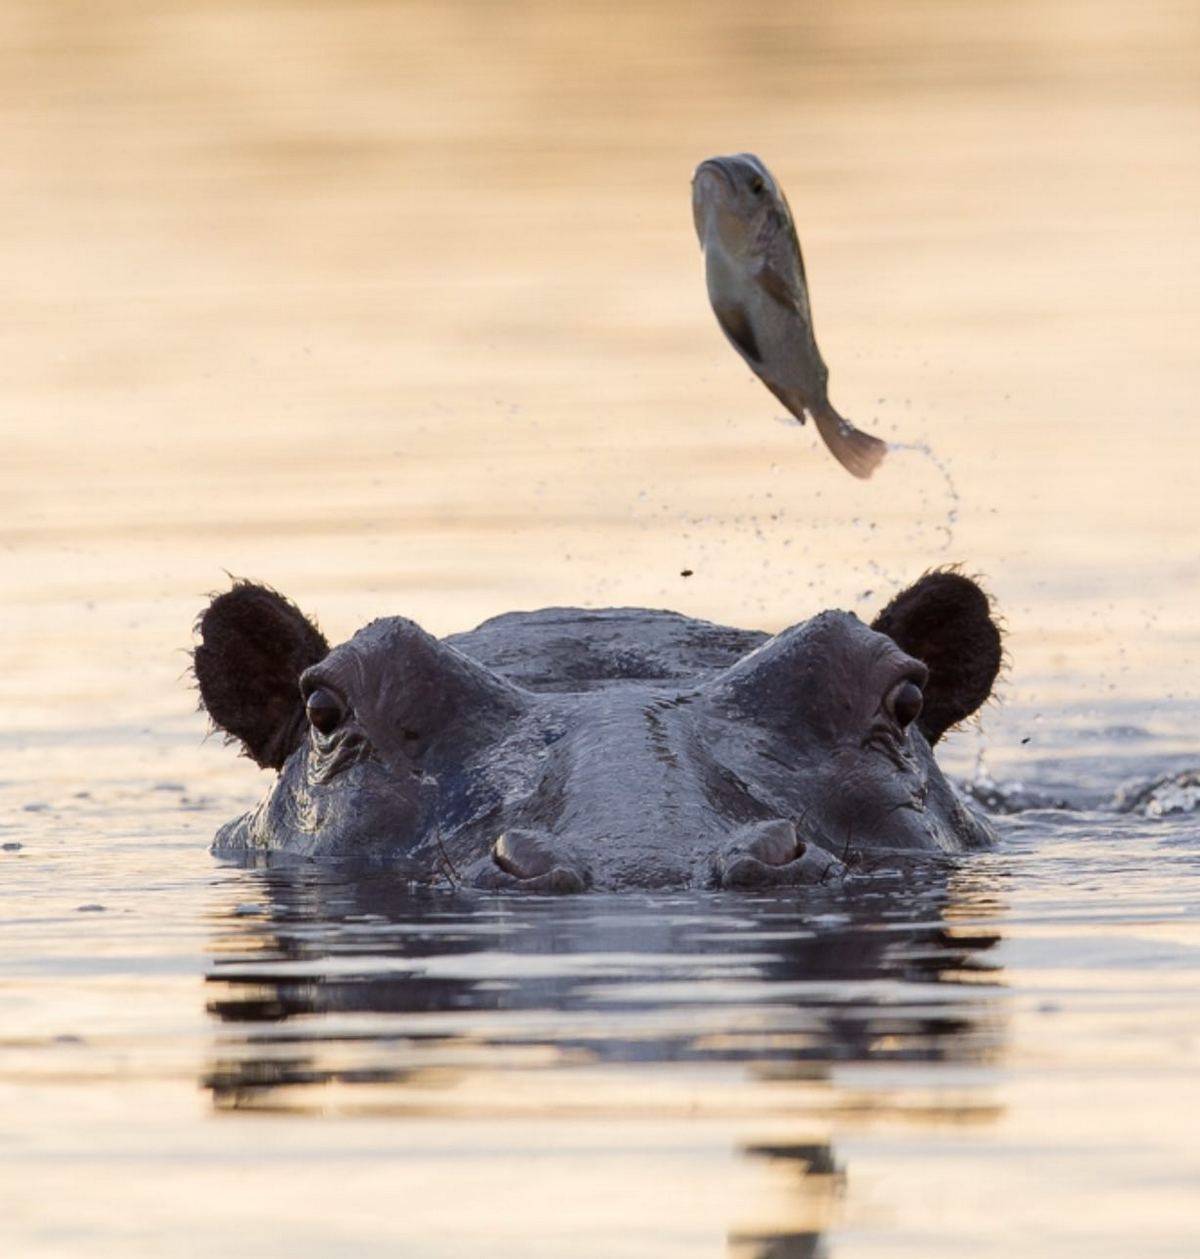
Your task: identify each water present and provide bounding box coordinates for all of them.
[3,0,1200,1254]
[5,744,1199,1256]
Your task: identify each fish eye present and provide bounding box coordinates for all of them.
[748,175,765,195]
[305,687,345,735]
[887,679,924,730]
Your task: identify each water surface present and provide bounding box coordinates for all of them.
[2,1,1199,1254]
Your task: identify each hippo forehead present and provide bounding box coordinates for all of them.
[442,606,769,692]
[330,606,912,708]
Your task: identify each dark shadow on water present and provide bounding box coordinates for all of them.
[203,863,1008,1253]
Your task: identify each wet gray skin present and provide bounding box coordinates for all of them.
[194,571,1002,891]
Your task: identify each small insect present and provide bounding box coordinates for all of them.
[692,152,887,478]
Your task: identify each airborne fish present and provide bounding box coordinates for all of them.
[692,152,887,479]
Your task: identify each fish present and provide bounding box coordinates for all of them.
[691,152,886,479]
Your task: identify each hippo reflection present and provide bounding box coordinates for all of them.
[204,867,1006,1105]
[194,571,1002,890]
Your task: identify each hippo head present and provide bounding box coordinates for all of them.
[195,573,1002,890]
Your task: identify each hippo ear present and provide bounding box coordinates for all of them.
[871,572,1002,744]
[194,581,330,769]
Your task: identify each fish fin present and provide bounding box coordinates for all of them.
[810,402,887,479]
[755,261,801,310]
[712,299,763,364]
[763,379,807,425]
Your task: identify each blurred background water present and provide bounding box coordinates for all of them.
[1,1,1199,1255]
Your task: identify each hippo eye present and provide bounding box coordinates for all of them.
[748,175,765,195]
[305,687,345,735]
[887,679,924,730]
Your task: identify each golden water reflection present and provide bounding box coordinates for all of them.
[204,869,1006,1251]
[4,0,1200,1254]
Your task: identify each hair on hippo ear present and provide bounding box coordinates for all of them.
[193,580,330,769]
[870,570,1003,744]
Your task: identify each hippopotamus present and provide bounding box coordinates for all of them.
[194,571,1002,891]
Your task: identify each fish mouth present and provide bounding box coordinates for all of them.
[693,156,737,191]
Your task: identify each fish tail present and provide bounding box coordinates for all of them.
[810,402,887,479]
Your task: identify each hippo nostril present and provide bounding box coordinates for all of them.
[485,831,587,893]
[492,830,557,881]
[716,819,844,890]
[739,819,802,866]
[889,680,924,730]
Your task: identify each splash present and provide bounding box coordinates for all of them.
[885,439,960,552]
